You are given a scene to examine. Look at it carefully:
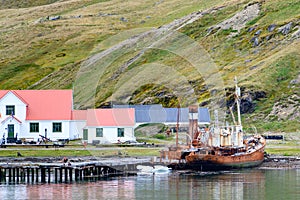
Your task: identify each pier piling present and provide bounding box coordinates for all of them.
[0,160,142,184]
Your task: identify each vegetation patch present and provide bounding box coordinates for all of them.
[266,148,300,156]
[129,83,179,107]
[252,120,299,133]
[0,149,92,157]
[0,0,60,9]
[135,123,168,137]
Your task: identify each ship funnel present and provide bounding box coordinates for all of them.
[189,105,198,145]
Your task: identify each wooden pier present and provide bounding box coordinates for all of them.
[0,161,141,184]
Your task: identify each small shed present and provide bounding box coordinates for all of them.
[83,108,136,144]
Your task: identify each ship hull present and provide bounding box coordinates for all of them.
[184,146,265,171]
[184,157,264,171]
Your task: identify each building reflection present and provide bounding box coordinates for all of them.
[2,178,137,200]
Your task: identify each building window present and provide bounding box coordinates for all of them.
[53,122,62,132]
[83,129,88,140]
[96,128,103,137]
[30,123,39,133]
[117,128,124,137]
[6,105,15,115]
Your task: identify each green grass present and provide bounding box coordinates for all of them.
[244,120,300,133]
[243,52,300,129]
[180,3,244,39]
[0,0,230,92]
[135,123,169,136]
[266,148,300,156]
[0,0,60,9]
[1,142,299,157]
[246,13,265,26]
[258,0,300,25]
[260,138,300,156]
[265,53,300,90]
[180,0,300,133]
[89,148,161,157]
[0,149,92,157]
[0,147,162,157]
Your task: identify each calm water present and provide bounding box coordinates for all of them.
[1,168,300,200]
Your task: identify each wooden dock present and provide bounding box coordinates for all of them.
[0,159,152,184]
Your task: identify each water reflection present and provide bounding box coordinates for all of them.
[1,169,300,200]
[1,180,137,200]
[135,169,266,200]
[264,169,300,199]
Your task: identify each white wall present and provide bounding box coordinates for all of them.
[20,121,71,141]
[0,119,79,142]
[86,127,135,144]
[0,92,27,121]
[0,118,22,139]
[0,92,27,140]
[70,120,86,139]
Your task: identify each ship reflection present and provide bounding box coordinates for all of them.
[169,169,266,200]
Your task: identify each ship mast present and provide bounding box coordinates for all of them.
[234,77,242,128]
[176,104,180,147]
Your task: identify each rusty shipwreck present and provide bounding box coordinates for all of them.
[164,79,266,171]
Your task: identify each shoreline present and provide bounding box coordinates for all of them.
[0,155,299,169]
[259,155,300,169]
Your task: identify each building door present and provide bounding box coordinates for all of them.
[7,124,14,138]
[83,129,88,140]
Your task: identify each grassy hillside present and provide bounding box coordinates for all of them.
[0,0,61,9]
[0,0,299,132]
[0,0,226,89]
[178,0,300,132]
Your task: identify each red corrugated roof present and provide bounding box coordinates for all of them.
[1,115,22,124]
[72,110,87,120]
[0,91,10,99]
[86,108,135,127]
[0,90,73,120]
[0,90,29,105]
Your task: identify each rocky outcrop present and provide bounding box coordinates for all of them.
[246,17,300,47]
[226,88,266,114]
[289,74,300,87]
[267,24,276,32]
[209,3,260,33]
[291,26,300,39]
[278,22,293,35]
[266,94,300,121]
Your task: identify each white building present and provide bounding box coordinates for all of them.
[0,90,137,144]
[0,90,74,142]
[0,90,210,144]
[83,108,136,144]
